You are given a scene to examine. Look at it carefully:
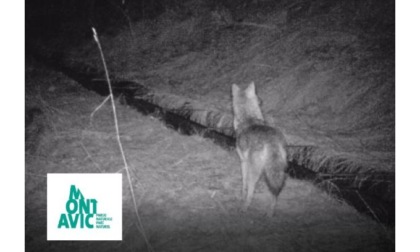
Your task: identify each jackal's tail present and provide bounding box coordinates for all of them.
[263,147,287,196]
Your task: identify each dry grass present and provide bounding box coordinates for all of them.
[26,46,393,251]
[25,37,394,251]
[52,0,395,176]
[25,1,395,250]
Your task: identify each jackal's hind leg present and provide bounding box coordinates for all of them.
[242,166,261,212]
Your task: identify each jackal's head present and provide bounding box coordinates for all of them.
[232,82,264,130]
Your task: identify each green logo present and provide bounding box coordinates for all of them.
[57,185,112,229]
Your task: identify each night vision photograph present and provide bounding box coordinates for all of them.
[25,0,395,251]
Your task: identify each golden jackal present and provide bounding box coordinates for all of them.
[232,82,288,217]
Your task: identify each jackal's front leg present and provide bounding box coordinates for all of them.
[240,160,248,200]
[236,148,248,203]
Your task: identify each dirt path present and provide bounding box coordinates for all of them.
[26,59,393,251]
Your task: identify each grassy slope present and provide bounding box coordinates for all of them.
[25,57,393,251]
[65,0,394,173]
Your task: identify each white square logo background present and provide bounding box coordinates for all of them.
[47,173,122,240]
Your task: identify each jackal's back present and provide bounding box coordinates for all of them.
[237,122,288,195]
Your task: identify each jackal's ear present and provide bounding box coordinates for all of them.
[232,84,240,97]
[245,81,256,98]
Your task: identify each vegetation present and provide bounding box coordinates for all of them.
[26,0,395,250]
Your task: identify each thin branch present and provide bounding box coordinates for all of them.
[90,95,111,124]
[92,27,154,252]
